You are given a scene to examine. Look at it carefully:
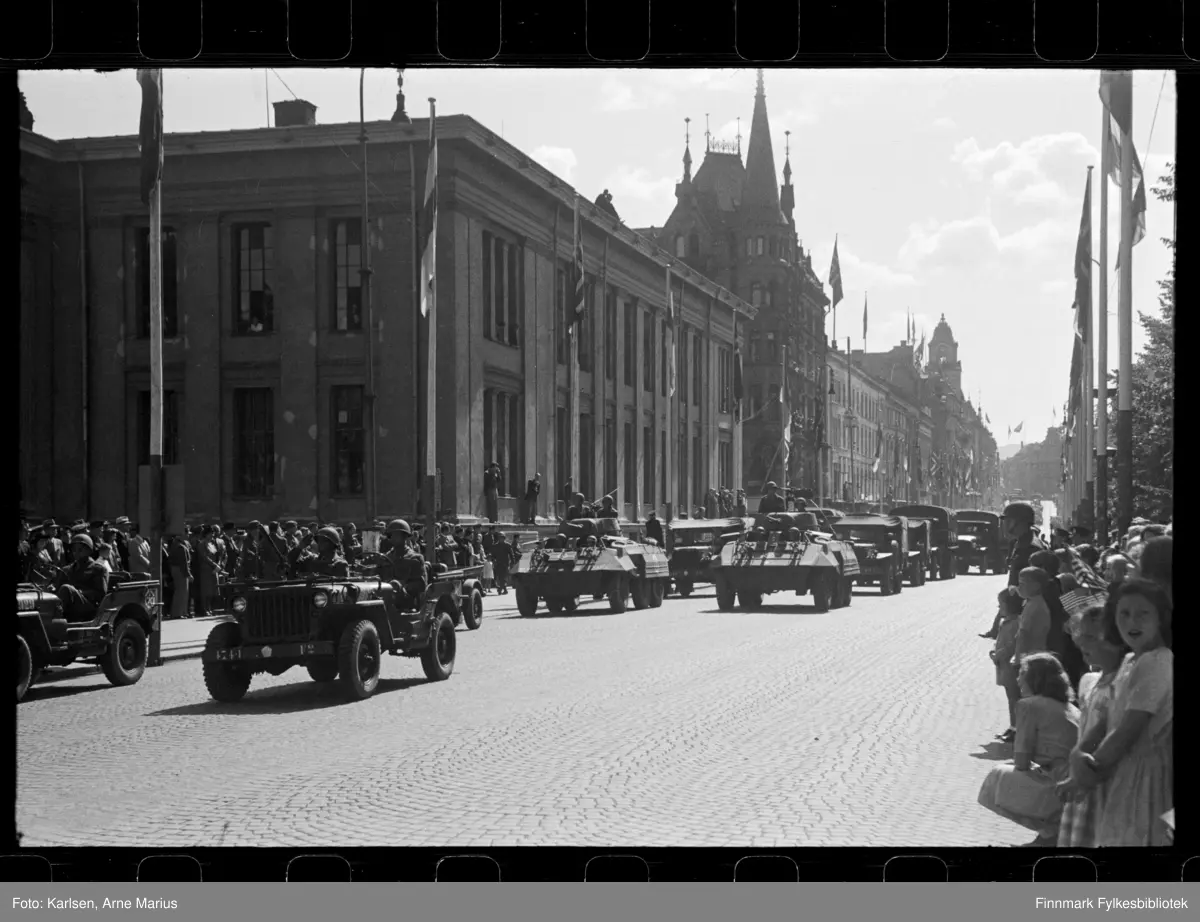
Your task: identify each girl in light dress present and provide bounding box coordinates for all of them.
[978,652,1081,846]
[1072,578,1173,847]
[1055,601,1129,847]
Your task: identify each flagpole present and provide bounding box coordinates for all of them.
[569,197,580,512]
[779,343,788,487]
[665,265,674,523]
[1116,92,1134,536]
[359,70,378,525]
[423,98,438,562]
[846,336,853,503]
[1097,103,1110,547]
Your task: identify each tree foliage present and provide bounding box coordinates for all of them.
[1105,162,1174,523]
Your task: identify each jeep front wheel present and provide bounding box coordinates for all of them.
[101,617,147,687]
[463,588,484,630]
[339,619,382,700]
[202,622,252,702]
[420,612,457,682]
[17,635,33,702]
[306,659,339,683]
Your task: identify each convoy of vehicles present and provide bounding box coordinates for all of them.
[665,517,747,597]
[889,504,960,581]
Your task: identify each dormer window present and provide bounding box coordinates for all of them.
[675,235,686,257]
[756,237,765,256]
[745,238,754,257]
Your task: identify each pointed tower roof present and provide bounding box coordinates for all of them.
[741,69,786,226]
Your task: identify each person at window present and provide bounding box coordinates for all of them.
[524,472,541,525]
[289,526,350,579]
[53,534,110,620]
[483,462,502,523]
[758,481,787,513]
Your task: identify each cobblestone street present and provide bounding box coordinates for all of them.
[18,574,1036,848]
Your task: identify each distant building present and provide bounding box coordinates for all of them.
[18,102,752,524]
[649,69,829,497]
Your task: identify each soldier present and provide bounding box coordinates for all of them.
[361,519,430,609]
[758,481,787,514]
[283,520,301,551]
[566,492,588,521]
[40,519,64,566]
[237,520,288,581]
[53,533,110,619]
[436,523,459,568]
[735,489,748,517]
[126,522,152,575]
[289,526,350,579]
[523,472,541,524]
[113,516,132,570]
[596,495,619,519]
[645,511,664,547]
[1002,502,1048,587]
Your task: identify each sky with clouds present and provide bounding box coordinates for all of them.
[20,67,1175,447]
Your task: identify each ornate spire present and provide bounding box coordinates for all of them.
[756,68,765,98]
[779,128,795,225]
[782,129,792,183]
[705,113,710,152]
[683,116,692,182]
[741,68,785,224]
[390,69,410,123]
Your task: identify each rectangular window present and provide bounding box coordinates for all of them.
[556,264,568,366]
[233,224,274,335]
[331,385,365,495]
[643,424,654,507]
[643,310,655,392]
[624,420,636,511]
[233,387,274,497]
[767,331,778,363]
[719,439,732,492]
[661,319,668,398]
[693,335,702,406]
[719,348,731,413]
[749,331,760,364]
[482,231,493,340]
[605,416,616,499]
[693,434,702,505]
[678,329,688,404]
[495,237,507,342]
[483,389,493,475]
[556,406,568,501]
[508,393,522,496]
[623,299,635,387]
[578,276,594,372]
[507,241,520,347]
[605,287,617,381]
[136,389,180,466]
[136,227,178,339]
[678,429,687,510]
[660,430,667,505]
[750,385,762,417]
[331,219,363,332]
[579,413,593,499]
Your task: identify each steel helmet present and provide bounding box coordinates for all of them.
[316,526,342,548]
[386,518,413,536]
[70,533,95,551]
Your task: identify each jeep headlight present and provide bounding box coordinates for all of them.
[313,590,329,609]
[231,596,248,614]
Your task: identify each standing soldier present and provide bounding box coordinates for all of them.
[596,495,619,519]
[166,533,193,620]
[127,522,152,575]
[483,462,502,523]
[40,519,64,566]
[566,492,588,521]
[113,516,133,571]
[523,472,541,525]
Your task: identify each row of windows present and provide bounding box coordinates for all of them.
[744,235,785,259]
[482,388,524,498]
[481,231,521,348]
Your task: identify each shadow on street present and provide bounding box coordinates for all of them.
[969,740,1015,761]
[144,676,431,717]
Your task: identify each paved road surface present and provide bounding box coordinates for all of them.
[17,572,1037,848]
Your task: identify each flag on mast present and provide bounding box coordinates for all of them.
[1099,71,1146,265]
[1068,171,1092,423]
[667,268,677,398]
[136,69,164,206]
[1014,421,1024,434]
[780,367,791,479]
[862,293,868,343]
[419,102,438,318]
[573,197,586,323]
[872,419,884,473]
[828,235,844,308]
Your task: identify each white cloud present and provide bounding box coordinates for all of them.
[951,133,1098,202]
[530,146,578,183]
[809,241,919,298]
[598,76,648,112]
[897,206,1074,273]
[601,166,677,215]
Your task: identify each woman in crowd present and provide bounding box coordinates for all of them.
[978,652,1081,846]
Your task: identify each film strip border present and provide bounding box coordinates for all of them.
[1,849,1197,882]
[2,0,1197,65]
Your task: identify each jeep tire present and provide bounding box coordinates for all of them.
[101,617,148,687]
[202,622,252,702]
[648,580,665,608]
[306,659,339,682]
[17,635,33,702]
[339,619,382,700]
[420,611,456,682]
[463,588,484,630]
[515,583,539,617]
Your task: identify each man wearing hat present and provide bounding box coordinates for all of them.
[166,532,194,620]
[113,516,132,571]
[645,510,664,547]
[38,519,63,566]
[237,521,288,581]
[288,526,350,579]
[282,520,301,551]
[1070,524,1093,547]
[1001,501,1048,588]
[53,533,110,619]
[758,481,787,514]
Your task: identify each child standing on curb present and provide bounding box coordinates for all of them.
[991,587,1024,744]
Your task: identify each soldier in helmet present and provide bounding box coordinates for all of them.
[360,519,430,608]
[53,533,110,619]
[289,526,350,579]
[566,492,589,521]
[758,481,787,514]
[237,520,289,581]
[596,495,619,520]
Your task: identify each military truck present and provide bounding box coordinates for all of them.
[832,514,910,595]
[889,504,959,580]
[954,509,1007,574]
[510,517,670,616]
[708,512,860,612]
[17,574,158,702]
[665,516,747,597]
[201,564,482,703]
[904,518,931,587]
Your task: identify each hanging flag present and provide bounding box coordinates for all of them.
[667,269,677,398]
[1068,171,1092,422]
[1014,421,1024,434]
[917,331,925,370]
[862,293,868,342]
[828,235,844,309]
[779,375,791,479]
[136,69,164,206]
[572,197,586,324]
[872,419,884,473]
[1099,71,1146,262]
[986,412,991,425]
[419,102,438,318]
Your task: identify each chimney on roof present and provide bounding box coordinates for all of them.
[273,99,317,128]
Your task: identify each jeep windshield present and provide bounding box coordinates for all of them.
[837,527,891,543]
[958,522,992,537]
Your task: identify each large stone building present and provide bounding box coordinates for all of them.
[18,97,752,525]
[645,70,829,497]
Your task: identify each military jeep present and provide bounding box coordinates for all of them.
[17,574,158,702]
[201,565,482,703]
[665,517,747,597]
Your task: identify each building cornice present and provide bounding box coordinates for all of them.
[22,118,755,321]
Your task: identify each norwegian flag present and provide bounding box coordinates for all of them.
[419,102,438,318]
[573,197,586,324]
[136,69,164,206]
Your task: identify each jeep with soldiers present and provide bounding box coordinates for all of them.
[665,516,747,597]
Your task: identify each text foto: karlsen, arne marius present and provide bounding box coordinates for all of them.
[13,897,179,910]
